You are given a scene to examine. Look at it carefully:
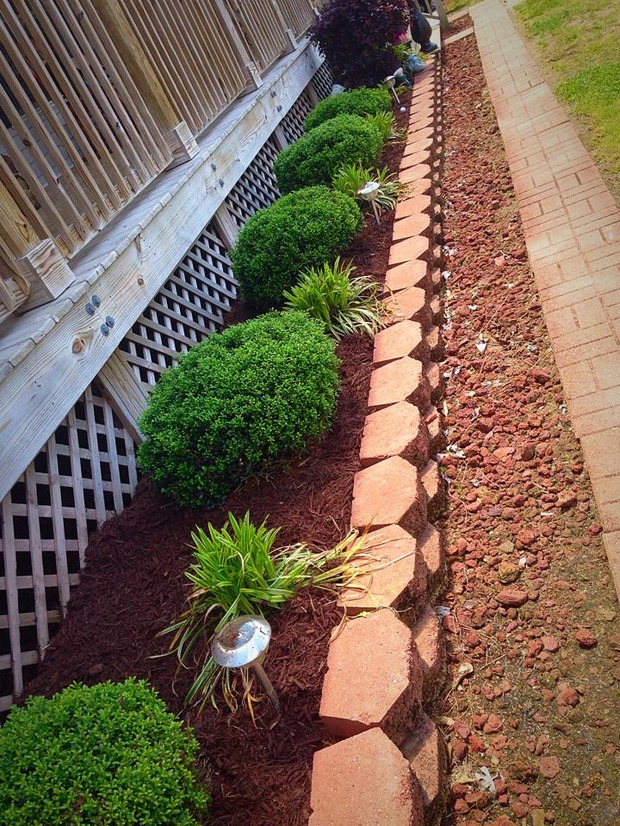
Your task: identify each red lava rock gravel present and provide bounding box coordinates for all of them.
[438,19,620,826]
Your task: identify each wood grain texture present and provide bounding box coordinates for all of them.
[0,45,323,502]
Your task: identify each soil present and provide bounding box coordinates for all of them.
[438,22,620,826]
[23,97,412,824]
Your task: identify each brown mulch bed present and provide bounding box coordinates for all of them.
[24,94,413,825]
[438,18,620,826]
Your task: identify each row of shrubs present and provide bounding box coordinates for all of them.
[0,85,404,826]
[139,85,398,507]
[232,87,391,306]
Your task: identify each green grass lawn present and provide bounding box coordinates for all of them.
[515,0,620,199]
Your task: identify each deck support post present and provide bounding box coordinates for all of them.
[0,181,74,312]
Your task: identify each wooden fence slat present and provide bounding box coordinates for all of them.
[83,387,107,526]
[151,2,212,125]
[24,463,50,653]
[9,0,135,202]
[124,431,139,491]
[87,0,181,150]
[102,403,125,514]
[0,573,81,591]
[0,650,38,674]
[0,101,92,245]
[48,0,153,182]
[0,609,62,631]
[46,435,72,615]
[119,0,203,134]
[0,122,76,252]
[76,0,172,165]
[13,0,137,197]
[1,495,23,698]
[21,1,144,192]
[186,0,237,113]
[66,408,90,567]
[97,355,148,443]
[0,19,110,228]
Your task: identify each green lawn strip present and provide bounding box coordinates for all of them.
[515,0,620,198]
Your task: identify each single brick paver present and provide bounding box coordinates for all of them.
[338,523,427,617]
[359,401,429,469]
[373,320,429,366]
[319,609,419,742]
[351,455,428,537]
[309,728,424,826]
[472,0,620,600]
[402,712,447,820]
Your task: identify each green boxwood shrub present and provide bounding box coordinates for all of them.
[230,185,362,305]
[137,311,340,508]
[0,679,208,826]
[273,114,384,194]
[304,87,392,131]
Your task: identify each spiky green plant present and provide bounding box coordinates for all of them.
[165,512,363,711]
[332,163,404,215]
[283,257,385,340]
[365,111,405,142]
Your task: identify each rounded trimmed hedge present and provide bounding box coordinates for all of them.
[230,185,362,306]
[137,311,340,508]
[0,679,208,826]
[273,114,384,194]
[304,87,392,131]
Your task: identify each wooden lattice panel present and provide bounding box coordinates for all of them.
[0,382,137,712]
[280,90,314,144]
[311,61,336,100]
[224,138,280,227]
[119,223,238,388]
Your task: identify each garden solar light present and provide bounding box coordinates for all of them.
[211,615,280,712]
[383,74,400,103]
[358,181,382,226]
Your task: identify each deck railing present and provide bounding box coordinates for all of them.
[0,0,318,320]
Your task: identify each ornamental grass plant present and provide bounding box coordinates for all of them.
[166,512,364,710]
[283,257,385,340]
[365,110,405,142]
[332,163,404,215]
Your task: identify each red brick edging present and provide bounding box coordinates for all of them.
[308,57,450,826]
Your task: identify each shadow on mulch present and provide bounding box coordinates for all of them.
[24,91,414,825]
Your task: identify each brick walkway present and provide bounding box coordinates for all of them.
[470,0,620,600]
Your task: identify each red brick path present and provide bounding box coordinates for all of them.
[471,0,620,600]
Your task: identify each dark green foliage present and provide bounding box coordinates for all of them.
[137,311,340,508]
[304,87,392,131]
[230,185,362,305]
[310,0,408,87]
[273,114,384,194]
[0,679,208,826]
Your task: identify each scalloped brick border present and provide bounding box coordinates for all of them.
[309,54,449,826]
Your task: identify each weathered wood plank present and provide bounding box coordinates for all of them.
[98,353,148,442]
[1,495,24,697]
[0,44,322,503]
[24,463,49,653]
[46,435,72,615]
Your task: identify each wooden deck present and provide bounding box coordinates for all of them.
[0,40,324,503]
